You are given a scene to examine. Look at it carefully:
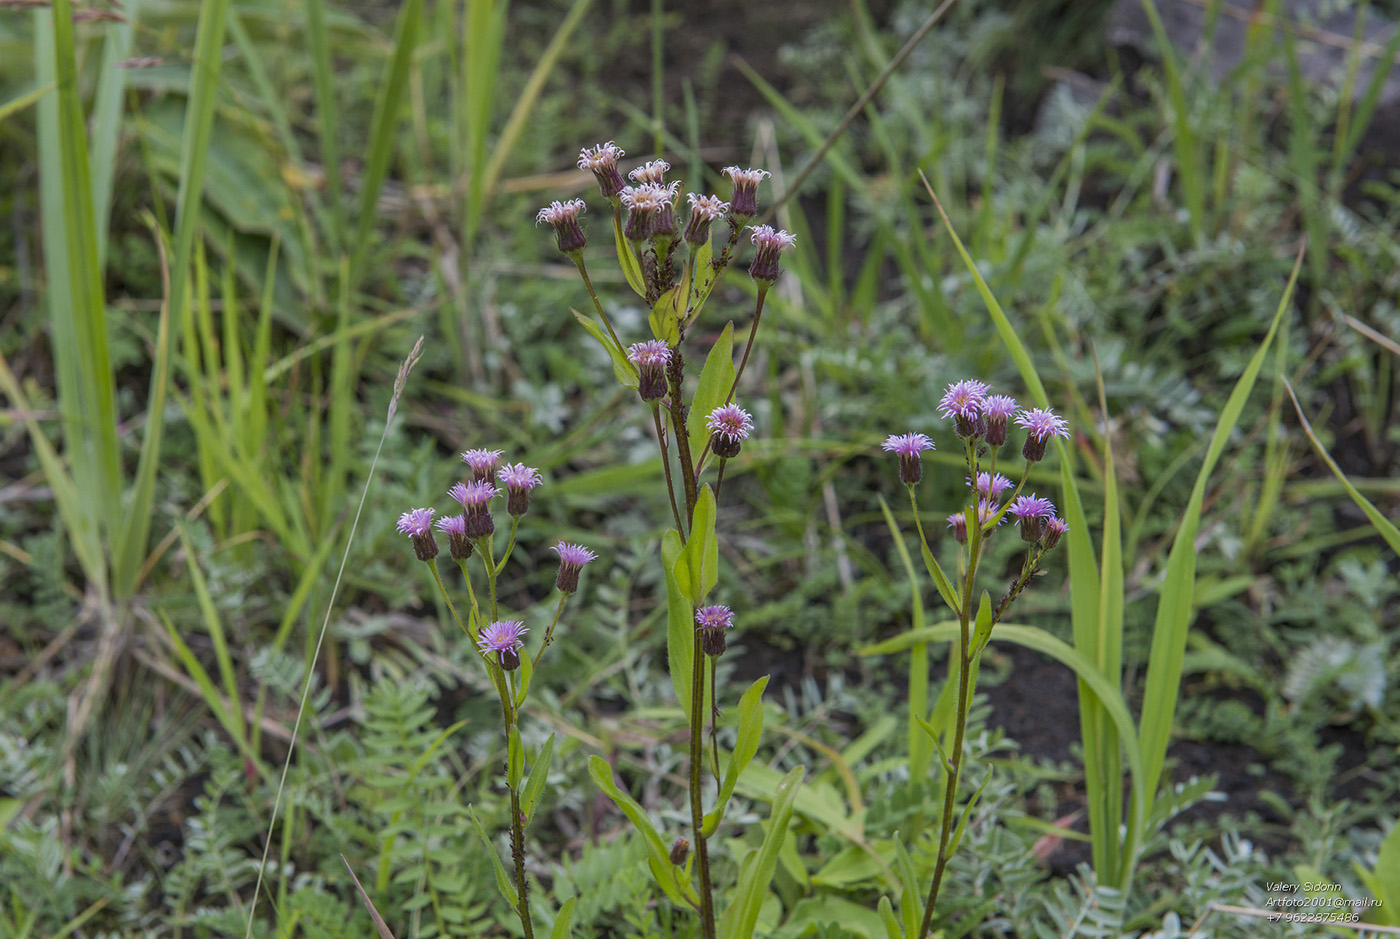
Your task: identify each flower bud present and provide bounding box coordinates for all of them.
[397,507,438,561]
[626,340,672,402]
[882,433,935,485]
[449,480,498,539]
[1008,494,1056,544]
[695,604,734,657]
[723,166,769,223]
[1041,517,1069,551]
[670,837,690,865]
[1016,408,1071,463]
[983,394,1018,448]
[684,193,728,247]
[435,514,473,560]
[946,513,967,544]
[747,225,796,287]
[578,141,627,199]
[552,542,598,594]
[536,199,587,256]
[498,462,543,517]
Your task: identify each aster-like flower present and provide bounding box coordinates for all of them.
[939,380,990,438]
[578,141,627,199]
[970,471,1015,502]
[435,514,472,560]
[621,182,679,242]
[477,620,528,670]
[748,225,796,286]
[397,507,438,561]
[552,541,598,594]
[977,498,1004,530]
[498,462,543,517]
[947,512,968,545]
[449,480,499,538]
[684,193,729,247]
[983,394,1018,447]
[707,403,754,459]
[882,432,935,485]
[626,339,672,402]
[1015,408,1071,462]
[1042,516,1070,550]
[695,604,735,657]
[460,448,504,483]
[1007,493,1057,543]
[536,199,587,256]
[628,159,670,186]
[723,166,770,221]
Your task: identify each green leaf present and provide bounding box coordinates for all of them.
[1135,247,1301,877]
[551,896,578,939]
[522,734,556,823]
[588,756,697,908]
[682,485,720,604]
[686,321,736,466]
[878,895,902,939]
[1287,382,1400,557]
[703,675,769,836]
[613,211,646,297]
[507,724,524,790]
[650,285,682,345]
[893,835,922,939]
[468,806,518,912]
[571,307,638,388]
[1374,821,1400,920]
[971,590,993,655]
[874,494,934,786]
[662,529,694,709]
[719,766,803,939]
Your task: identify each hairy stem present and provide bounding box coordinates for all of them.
[574,256,625,355]
[726,287,767,405]
[690,630,717,939]
[653,405,686,535]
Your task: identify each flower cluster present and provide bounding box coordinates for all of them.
[883,380,1072,554]
[396,447,599,650]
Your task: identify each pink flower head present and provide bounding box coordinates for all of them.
[460,448,504,483]
[723,166,770,219]
[748,225,796,286]
[448,480,498,538]
[578,141,627,198]
[552,541,598,594]
[626,339,672,402]
[536,199,587,256]
[684,193,729,247]
[983,394,1019,447]
[970,472,1014,502]
[397,507,438,561]
[627,159,670,186]
[1015,407,1071,462]
[435,514,472,560]
[707,403,754,458]
[1008,493,1057,543]
[939,380,990,437]
[946,513,968,544]
[621,182,679,241]
[1042,516,1070,550]
[477,620,528,671]
[499,462,543,517]
[977,499,1004,529]
[882,432,935,485]
[694,604,735,657]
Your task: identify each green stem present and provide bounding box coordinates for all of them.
[495,516,521,577]
[653,404,686,535]
[532,593,569,669]
[575,255,626,355]
[690,630,717,939]
[725,287,767,405]
[427,559,471,641]
[667,347,699,517]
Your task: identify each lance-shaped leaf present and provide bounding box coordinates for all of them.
[702,675,769,836]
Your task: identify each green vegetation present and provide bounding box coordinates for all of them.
[1,0,1398,936]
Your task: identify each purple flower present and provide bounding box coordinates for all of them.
[578,141,627,198]
[397,507,438,562]
[977,498,1004,529]
[1007,493,1056,543]
[498,462,543,517]
[477,620,528,671]
[621,182,679,241]
[627,339,672,401]
[939,380,990,438]
[449,480,499,538]
[723,166,770,220]
[435,514,473,559]
[1016,407,1070,462]
[882,432,935,485]
[1042,516,1070,550]
[983,394,1018,447]
[684,193,729,247]
[970,471,1014,502]
[552,541,597,594]
[695,604,735,657]
[536,199,587,256]
[946,513,968,544]
[748,225,796,286]
[707,403,754,458]
[627,159,670,186]
[460,448,504,483]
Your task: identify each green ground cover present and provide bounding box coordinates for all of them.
[1,0,1398,936]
